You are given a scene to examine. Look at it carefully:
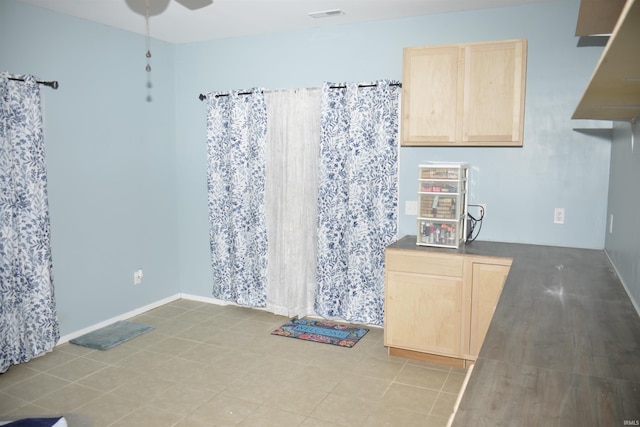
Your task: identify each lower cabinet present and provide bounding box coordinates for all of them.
[467,261,511,358]
[384,248,511,367]
[385,270,464,358]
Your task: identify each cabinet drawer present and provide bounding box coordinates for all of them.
[386,250,464,277]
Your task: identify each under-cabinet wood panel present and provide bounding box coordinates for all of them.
[385,270,464,357]
[467,262,511,358]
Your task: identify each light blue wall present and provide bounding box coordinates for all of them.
[175,0,608,298]
[606,122,640,312]
[0,0,179,335]
[1,0,614,332]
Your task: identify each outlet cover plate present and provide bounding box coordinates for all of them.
[405,200,418,216]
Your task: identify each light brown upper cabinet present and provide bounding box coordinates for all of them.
[401,39,527,147]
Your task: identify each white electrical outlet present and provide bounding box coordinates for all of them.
[133,269,143,285]
[609,214,614,234]
[554,208,565,224]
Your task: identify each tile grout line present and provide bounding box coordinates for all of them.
[2,300,467,425]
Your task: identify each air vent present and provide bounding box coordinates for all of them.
[308,9,345,19]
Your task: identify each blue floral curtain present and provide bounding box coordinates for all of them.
[206,89,268,307]
[0,74,59,373]
[315,80,401,326]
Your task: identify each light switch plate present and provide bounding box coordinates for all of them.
[405,200,418,216]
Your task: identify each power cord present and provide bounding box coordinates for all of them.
[466,204,485,244]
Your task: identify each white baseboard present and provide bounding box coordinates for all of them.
[178,293,298,316]
[604,249,640,318]
[178,294,383,328]
[178,293,231,306]
[58,294,182,345]
[59,292,385,347]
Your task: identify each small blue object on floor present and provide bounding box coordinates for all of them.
[69,320,154,350]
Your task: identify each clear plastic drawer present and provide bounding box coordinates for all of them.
[417,219,464,248]
[418,194,460,220]
[419,180,461,194]
[419,166,463,180]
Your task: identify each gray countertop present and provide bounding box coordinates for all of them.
[388,236,640,426]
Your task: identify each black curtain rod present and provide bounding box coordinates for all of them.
[199,91,252,101]
[198,82,401,101]
[8,77,59,90]
[199,90,255,101]
[327,83,402,90]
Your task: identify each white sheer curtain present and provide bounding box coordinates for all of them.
[264,88,321,318]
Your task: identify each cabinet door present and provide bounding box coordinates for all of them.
[462,40,527,146]
[385,271,463,357]
[401,45,462,145]
[468,263,510,357]
[401,39,527,147]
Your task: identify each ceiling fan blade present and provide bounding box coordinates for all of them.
[125,0,170,17]
[174,0,213,10]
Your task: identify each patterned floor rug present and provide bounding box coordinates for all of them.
[271,317,368,348]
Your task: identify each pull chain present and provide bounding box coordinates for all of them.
[145,0,153,102]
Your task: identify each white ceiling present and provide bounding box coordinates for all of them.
[16,0,549,44]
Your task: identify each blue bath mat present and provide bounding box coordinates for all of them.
[70,320,154,350]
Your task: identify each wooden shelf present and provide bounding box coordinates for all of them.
[575,0,625,36]
[573,0,640,120]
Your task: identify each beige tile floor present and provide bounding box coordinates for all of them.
[0,299,467,426]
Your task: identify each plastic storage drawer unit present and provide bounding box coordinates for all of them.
[416,163,469,248]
